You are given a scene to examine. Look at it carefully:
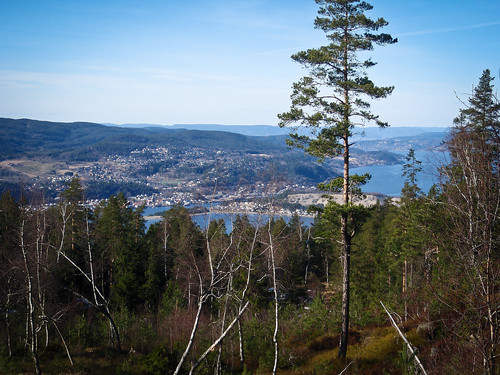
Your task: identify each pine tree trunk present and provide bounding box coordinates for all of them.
[338,214,351,359]
[338,134,350,359]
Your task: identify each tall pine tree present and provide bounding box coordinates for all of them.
[278,0,396,358]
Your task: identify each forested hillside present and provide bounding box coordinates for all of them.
[0,69,498,374]
[0,118,411,164]
[0,118,278,162]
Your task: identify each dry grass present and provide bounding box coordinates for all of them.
[277,324,429,375]
[0,159,70,178]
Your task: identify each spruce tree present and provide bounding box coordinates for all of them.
[278,0,396,358]
[454,69,500,140]
[401,148,422,200]
[59,177,86,264]
[94,193,147,310]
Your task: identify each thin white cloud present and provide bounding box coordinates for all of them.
[0,67,248,92]
[400,21,500,37]
[0,70,137,90]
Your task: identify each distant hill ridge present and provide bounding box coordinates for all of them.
[106,122,449,139]
[0,117,447,163]
[0,118,285,161]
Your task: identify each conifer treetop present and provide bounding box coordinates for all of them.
[278,0,397,159]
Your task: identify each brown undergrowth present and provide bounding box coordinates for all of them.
[277,323,429,375]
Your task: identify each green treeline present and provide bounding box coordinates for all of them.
[0,71,499,374]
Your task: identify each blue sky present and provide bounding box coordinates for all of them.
[0,0,499,127]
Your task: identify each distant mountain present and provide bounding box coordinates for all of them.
[1,118,447,162]
[107,122,449,140]
[0,118,281,162]
[102,122,166,129]
[351,126,448,141]
[105,123,290,136]
[354,132,448,152]
[171,124,289,136]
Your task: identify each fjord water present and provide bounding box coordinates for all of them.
[352,150,445,196]
[143,150,446,229]
[143,207,315,231]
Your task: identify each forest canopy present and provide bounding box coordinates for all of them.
[0,68,498,373]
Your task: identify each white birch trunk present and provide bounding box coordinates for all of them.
[20,220,42,375]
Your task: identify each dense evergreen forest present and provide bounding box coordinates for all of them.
[0,69,498,374]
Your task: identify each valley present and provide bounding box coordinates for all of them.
[0,118,445,211]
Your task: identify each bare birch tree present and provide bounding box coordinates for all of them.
[19,217,42,375]
[173,213,256,375]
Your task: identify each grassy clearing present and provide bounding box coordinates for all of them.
[278,324,428,375]
[0,159,63,178]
